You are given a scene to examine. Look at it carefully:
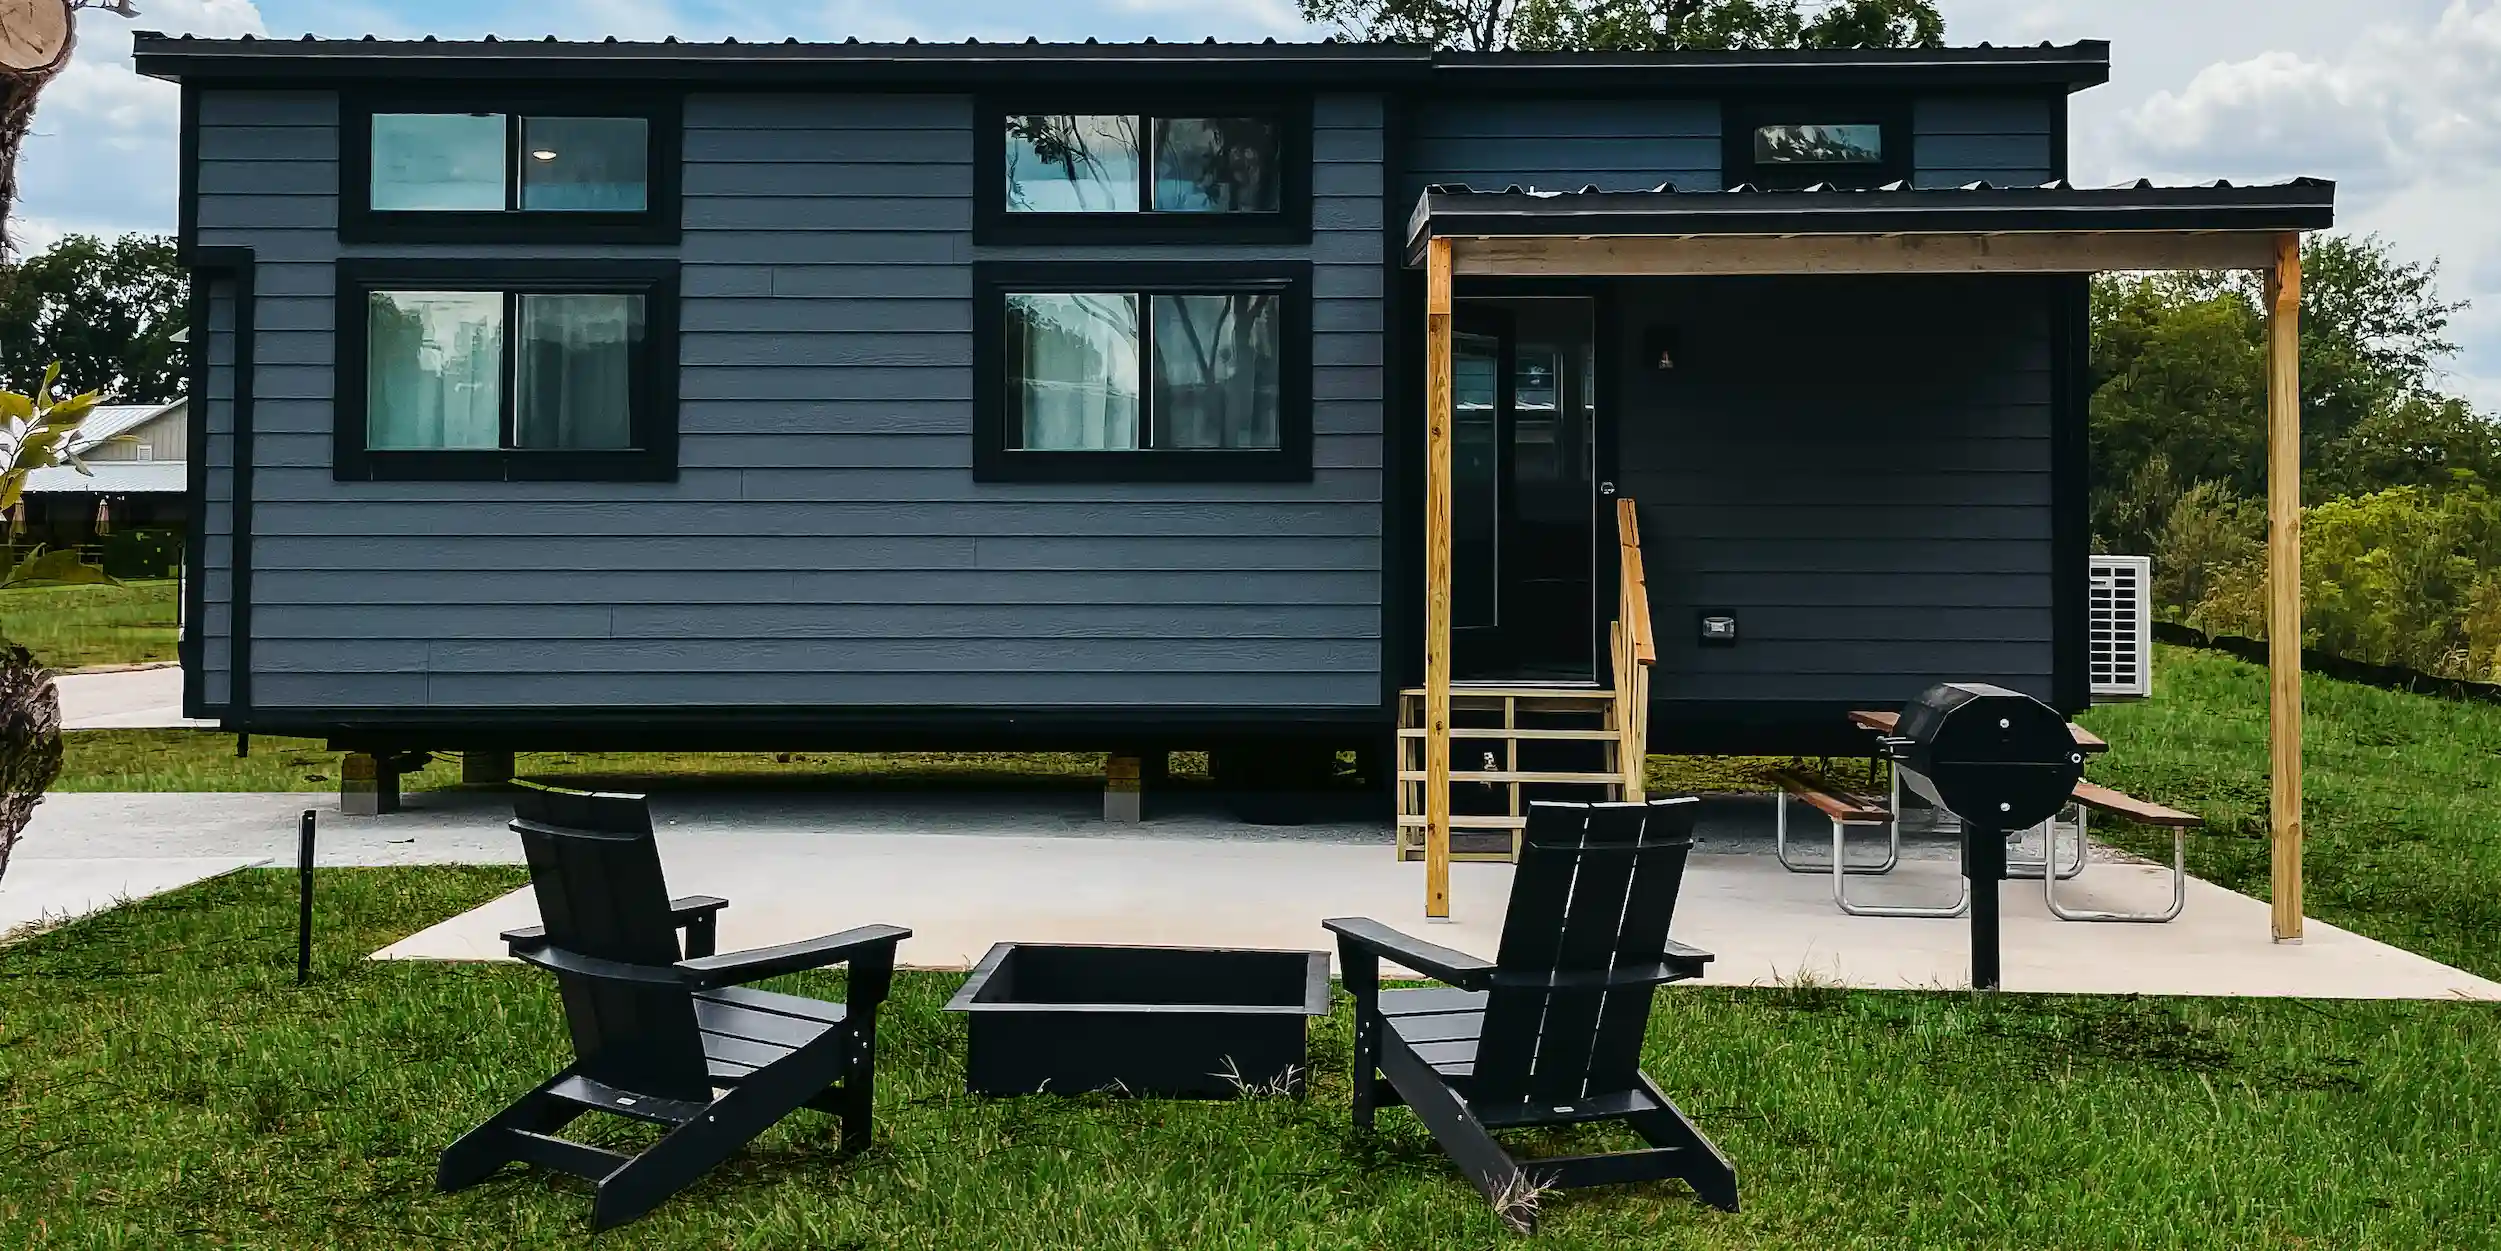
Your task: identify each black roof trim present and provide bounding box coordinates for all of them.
[1406,178,2338,256]
[131,33,2108,91]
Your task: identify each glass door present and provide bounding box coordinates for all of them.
[1451,311,1512,677]
[1448,299,1598,683]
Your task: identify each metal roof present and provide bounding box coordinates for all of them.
[132,33,2109,91]
[66,401,183,456]
[1407,178,2338,258]
[20,462,186,495]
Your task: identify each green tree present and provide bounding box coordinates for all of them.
[2089,233,2497,547]
[0,232,187,402]
[1298,0,1943,50]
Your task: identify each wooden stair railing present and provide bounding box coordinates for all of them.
[1612,497,1656,802]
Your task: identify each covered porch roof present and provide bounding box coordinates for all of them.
[1404,178,2337,275]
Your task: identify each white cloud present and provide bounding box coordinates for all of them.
[1104,0,1309,37]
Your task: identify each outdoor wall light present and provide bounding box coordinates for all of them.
[1642,325,1680,370]
[530,149,560,161]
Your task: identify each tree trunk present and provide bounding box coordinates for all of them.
[0,642,62,887]
[0,0,78,259]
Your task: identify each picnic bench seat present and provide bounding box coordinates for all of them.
[2052,780,2203,923]
[1769,768,1900,876]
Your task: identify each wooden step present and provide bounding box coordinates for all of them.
[1401,685,1613,701]
[1397,814,1530,829]
[1397,727,1619,741]
[1398,770,1624,785]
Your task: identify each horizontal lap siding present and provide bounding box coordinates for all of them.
[193,89,1384,714]
[1614,275,2055,708]
[1406,99,1720,194]
[1915,96,2055,187]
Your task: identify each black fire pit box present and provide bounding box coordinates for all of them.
[945,943,1332,1098]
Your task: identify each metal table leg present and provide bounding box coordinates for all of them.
[1832,812,1969,918]
[2006,803,2088,881]
[2045,809,2187,923]
[1775,789,1901,875]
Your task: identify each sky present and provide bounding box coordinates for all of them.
[21,0,2501,407]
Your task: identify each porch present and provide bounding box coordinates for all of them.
[1399,178,2338,933]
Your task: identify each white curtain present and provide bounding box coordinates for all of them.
[515,294,639,450]
[1010,293,1138,450]
[366,291,502,450]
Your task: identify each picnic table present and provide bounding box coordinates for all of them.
[1765,709,2200,925]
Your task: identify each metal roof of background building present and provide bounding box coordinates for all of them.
[20,462,186,496]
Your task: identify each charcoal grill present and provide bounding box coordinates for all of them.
[1875,682,2086,990]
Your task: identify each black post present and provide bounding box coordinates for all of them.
[296,809,316,985]
[1963,823,2006,991]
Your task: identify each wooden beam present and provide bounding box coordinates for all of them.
[2266,232,2305,942]
[1446,230,2284,277]
[1423,237,1455,919]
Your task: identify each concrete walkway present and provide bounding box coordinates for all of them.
[14,787,2488,999]
[53,664,216,730]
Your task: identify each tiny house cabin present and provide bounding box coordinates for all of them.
[140,34,2330,826]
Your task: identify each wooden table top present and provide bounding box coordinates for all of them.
[1847,708,2110,753]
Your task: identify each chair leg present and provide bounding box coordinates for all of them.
[1627,1076,1740,1212]
[590,1035,850,1231]
[839,1018,878,1155]
[436,1071,590,1193]
[1378,1034,1537,1231]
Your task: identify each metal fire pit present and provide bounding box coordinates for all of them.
[1878,682,2085,990]
[945,943,1332,1098]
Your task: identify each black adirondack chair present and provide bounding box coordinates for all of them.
[437,786,911,1230]
[1325,797,1736,1230]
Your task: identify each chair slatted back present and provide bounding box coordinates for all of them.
[1472,798,1699,1108]
[510,786,712,1103]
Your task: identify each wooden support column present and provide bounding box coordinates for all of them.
[2266,233,2305,942]
[1423,236,1455,919]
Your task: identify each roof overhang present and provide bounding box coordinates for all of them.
[132,33,2105,93]
[1407,179,2338,276]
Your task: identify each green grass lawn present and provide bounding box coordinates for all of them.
[2079,645,2501,982]
[1,868,2494,1249]
[50,733,1139,794]
[8,644,2501,1245]
[0,578,178,671]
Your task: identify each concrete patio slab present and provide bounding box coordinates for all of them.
[1,855,268,936]
[375,821,2501,1002]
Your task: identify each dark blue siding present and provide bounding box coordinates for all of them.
[192,89,1385,714]
[1406,99,1720,194]
[1914,96,2056,187]
[1612,275,2056,708]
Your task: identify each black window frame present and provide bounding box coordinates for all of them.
[975,95,1312,245]
[1724,97,1913,190]
[973,261,1312,483]
[334,257,680,483]
[339,88,682,245]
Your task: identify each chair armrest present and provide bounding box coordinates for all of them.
[1663,937,1713,969]
[677,923,912,991]
[669,895,729,923]
[500,895,731,957]
[511,943,686,987]
[1322,917,1494,991]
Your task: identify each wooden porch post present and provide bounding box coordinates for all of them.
[1423,237,1455,919]
[2266,233,2305,941]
